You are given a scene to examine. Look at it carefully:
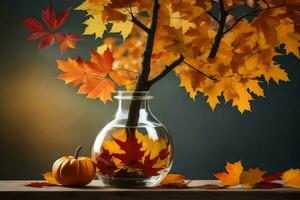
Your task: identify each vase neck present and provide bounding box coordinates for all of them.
[116,99,150,116]
[114,91,153,119]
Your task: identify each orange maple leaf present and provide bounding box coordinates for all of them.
[214,161,243,186]
[159,174,187,187]
[57,48,117,103]
[214,161,265,188]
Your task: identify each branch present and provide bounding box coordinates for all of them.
[147,54,185,87]
[208,0,228,58]
[261,0,270,8]
[207,11,220,23]
[223,2,286,35]
[183,61,216,80]
[135,0,160,91]
[131,14,150,33]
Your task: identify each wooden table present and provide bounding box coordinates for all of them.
[1,180,300,200]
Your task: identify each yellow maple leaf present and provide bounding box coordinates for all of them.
[159,174,186,187]
[42,171,59,185]
[282,169,300,188]
[240,168,265,188]
[83,15,106,39]
[109,20,133,40]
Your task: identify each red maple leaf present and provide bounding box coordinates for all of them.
[254,182,283,189]
[159,146,171,160]
[141,154,163,177]
[112,132,145,169]
[25,182,56,188]
[262,172,283,183]
[95,149,118,177]
[23,4,79,52]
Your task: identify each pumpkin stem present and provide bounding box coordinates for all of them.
[74,145,82,159]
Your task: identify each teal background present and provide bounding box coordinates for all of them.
[0,0,299,179]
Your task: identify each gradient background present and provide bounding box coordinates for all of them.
[0,0,299,180]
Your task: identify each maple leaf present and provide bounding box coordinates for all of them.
[83,15,107,39]
[41,4,71,31]
[240,168,265,188]
[23,4,74,51]
[159,174,187,187]
[55,33,81,53]
[141,154,163,177]
[282,169,300,188]
[42,171,59,185]
[254,182,283,189]
[95,149,118,176]
[112,131,145,169]
[215,161,265,188]
[214,161,243,186]
[262,172,283,183]
[25,182,56,188]
[57,48,118,103]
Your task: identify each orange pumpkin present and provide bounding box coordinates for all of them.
[52,145,96,186]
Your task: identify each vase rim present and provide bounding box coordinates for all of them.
[114,91,153,100]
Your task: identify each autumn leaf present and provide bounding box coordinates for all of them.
[23,4,74,51]
[112,131,145,169]
[214,161,243,186]
[95,149,118,176]
[42,171,59,185]
[240,168,265,188]
[159,174,187,187]
[282,169,300,188]
[141,154,163,177]
[262,172,283,183]
[57,48,118,103]
[25,182,57,188]
[254,182,283,189]
[215,161,265,188]
[83,15,107,39]
[55,33,81,53]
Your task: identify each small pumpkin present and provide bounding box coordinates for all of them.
[52,145,96,186]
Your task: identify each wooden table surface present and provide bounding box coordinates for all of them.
[1,180,300,200]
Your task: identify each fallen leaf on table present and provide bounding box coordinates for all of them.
[42,171,59,185]
[159,174,187,187]
[197,184,228,189]
[214,160,243,186]
[240,168,265,188]
[253,171,283,189]
[262,172,283,183]
[215,161,265,188]
[25,182,56,188]
[254,182,283,189]
[282,169,300,189]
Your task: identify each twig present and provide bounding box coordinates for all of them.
[208,0,228,58]
[183,61,216,80]
[131,14,150,33]
[147,54,185,87]
[208,11,220,23]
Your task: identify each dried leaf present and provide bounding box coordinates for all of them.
[25,182,56,188]
[282,169,300,189]
[159,174,187,187]
[42,171,59,185]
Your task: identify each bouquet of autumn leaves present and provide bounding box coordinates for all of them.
[23,0,300,113]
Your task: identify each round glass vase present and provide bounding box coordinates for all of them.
[92,91,173,187]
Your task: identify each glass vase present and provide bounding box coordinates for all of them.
[91,91,173,187]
